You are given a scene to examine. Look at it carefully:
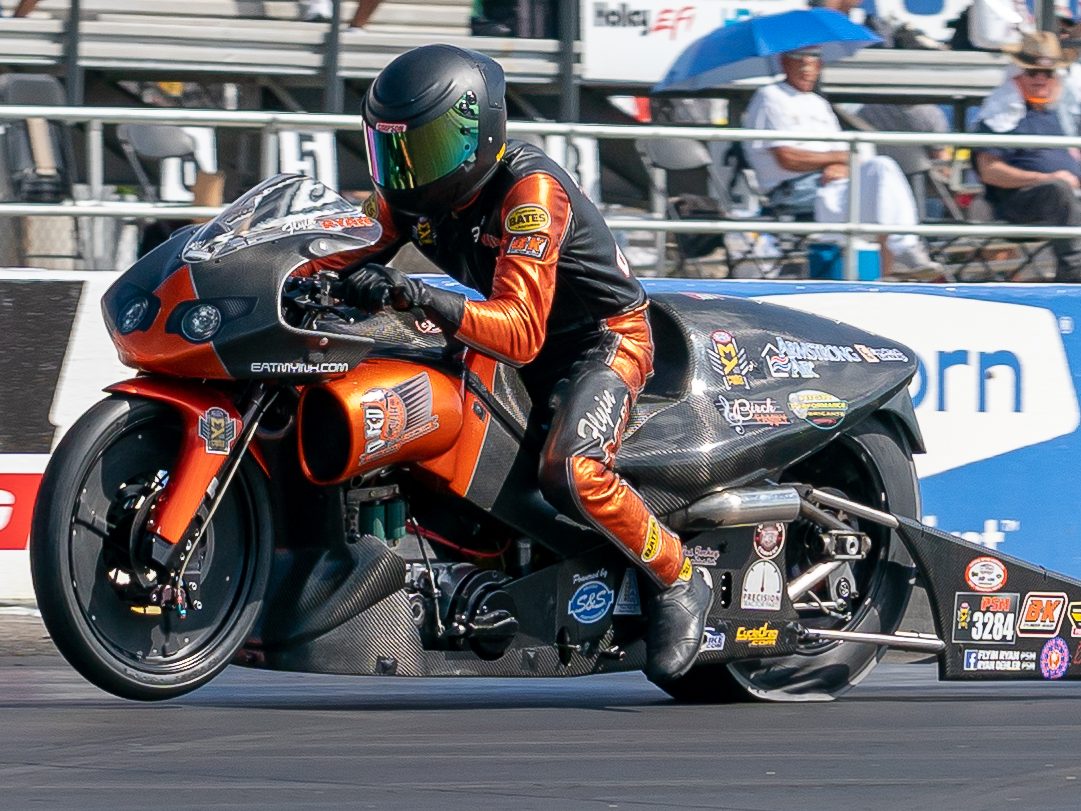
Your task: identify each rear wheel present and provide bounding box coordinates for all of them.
[659,415,918,702]
[31,396,272,701]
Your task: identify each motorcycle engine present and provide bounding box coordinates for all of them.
[408,563,519,661]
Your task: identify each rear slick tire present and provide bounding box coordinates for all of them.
[657,415,919,703]
[30,396,272,701]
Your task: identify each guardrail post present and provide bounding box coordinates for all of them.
[649,164,667,276]
[87,118,103,268]
[64,0,83,106]
[260,126,279,180]
[845,137,861,281]
[323,0,344,114]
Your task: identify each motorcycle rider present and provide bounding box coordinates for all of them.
[319,44,713,682]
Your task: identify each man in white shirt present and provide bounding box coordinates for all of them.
[742,46,940,276]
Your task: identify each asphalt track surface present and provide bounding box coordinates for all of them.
[3,630,1081,811]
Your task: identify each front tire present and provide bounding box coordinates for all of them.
[659,415,918,703]
[31,396,273,701]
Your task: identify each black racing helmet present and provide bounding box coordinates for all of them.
[363,45,507,217]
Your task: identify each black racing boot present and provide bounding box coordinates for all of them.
[645,567,714,683]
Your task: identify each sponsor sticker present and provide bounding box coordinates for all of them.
[853,343,909,363]
[374,122,407,133]
[761,341,818,379]
[641,517,662,563]
[1069,602,1081,638]
[613,569,641,616]
[740,559,783,611]
[1040,637,1070,679]
[505,234,550,259]
[787,389,848,429]
[714,395,790,435]
[735,623,779,647]
[708,330,754,390]
[197,407,239,455]
[1075,642,1081,666]
[413,218,435,246]
[952,592,1018,645]
[1017,592,1068,637]
[767,336,862,363]
[962,648,1037,672]
[362,194,379,219]
[682,544,720,567]
[964,556,1007,592]
[414,319,442,335]
[359,373,439,463]
[753,522,785,560]
[250,361,349,375]
[504,204,551,233]
[319,215,374,230]
[702,626,726,651]
[568,579,614,624]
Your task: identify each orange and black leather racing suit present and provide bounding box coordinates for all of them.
[322,140,690,587]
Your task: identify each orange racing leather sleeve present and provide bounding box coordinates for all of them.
[455,173,573,367]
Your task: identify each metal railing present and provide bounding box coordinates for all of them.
[5,105,1081,278]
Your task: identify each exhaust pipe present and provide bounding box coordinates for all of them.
[667,486,802,531]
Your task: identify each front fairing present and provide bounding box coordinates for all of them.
[102,175,387,380]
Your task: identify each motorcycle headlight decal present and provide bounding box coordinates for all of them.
[117,297,150,335]
[180,303,222,342]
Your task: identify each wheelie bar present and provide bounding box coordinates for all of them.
[798,487,1081,681]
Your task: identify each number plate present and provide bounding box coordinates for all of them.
[952,591,1019,645]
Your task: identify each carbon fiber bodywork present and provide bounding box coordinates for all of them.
[245,292,917,677]
[616,294,917,515]
[246,528,804,677]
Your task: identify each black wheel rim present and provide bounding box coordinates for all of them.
[782,435,891,645]
[67,413,258,673]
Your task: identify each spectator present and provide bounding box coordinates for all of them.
[299,0,332,21]
[742,46,942,277]
[974,31,1081,281]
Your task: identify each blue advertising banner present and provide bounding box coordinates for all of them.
[639,279,1081,580]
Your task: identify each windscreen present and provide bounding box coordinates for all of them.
[182,173,382,263]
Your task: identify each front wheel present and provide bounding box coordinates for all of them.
[31,396,273,701]
[659,415,918,703]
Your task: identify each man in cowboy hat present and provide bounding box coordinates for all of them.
[974,30,1081,280]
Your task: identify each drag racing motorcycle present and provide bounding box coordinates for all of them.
[30,174,1081,701]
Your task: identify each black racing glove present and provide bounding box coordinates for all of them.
[343,264,466,334]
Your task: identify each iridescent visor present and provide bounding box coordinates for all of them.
[365,104,480,190]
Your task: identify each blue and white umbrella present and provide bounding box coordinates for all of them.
[653,8,882,94]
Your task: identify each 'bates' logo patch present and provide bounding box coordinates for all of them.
[505,204,550,233]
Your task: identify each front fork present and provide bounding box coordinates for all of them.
[105,378,274,603]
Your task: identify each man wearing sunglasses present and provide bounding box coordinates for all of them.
[975,31,1081,280]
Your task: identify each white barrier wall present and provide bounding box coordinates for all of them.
[0,271,129,600]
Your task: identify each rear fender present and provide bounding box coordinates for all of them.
[875,389,925,455]
[105,378,268,546]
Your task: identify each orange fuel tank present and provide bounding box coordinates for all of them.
[297,358,464,485]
